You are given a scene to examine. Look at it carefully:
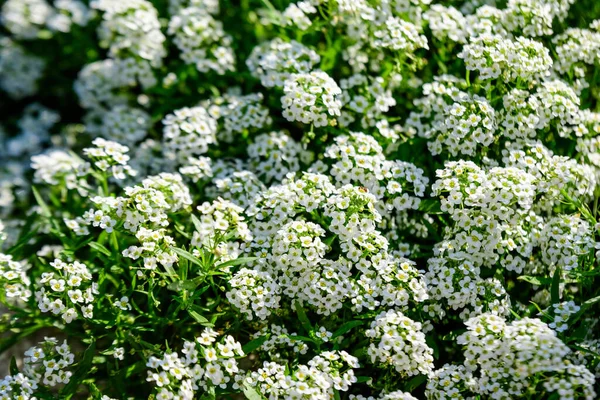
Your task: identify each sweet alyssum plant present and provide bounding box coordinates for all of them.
[1,0,600,399]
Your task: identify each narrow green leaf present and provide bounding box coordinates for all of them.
[9,356,18,375]
[32,186,51,218]
[191,214,203,233]
[569,295,600,326]
[404,375,427,392]
[294,300,313,333]
[215,257,257,270]
[171,247,204,268]
[242,335,269,354]
[61,341,96,396]
[518,275,550,286]
[551,267,561,305]
[243,383,265,400]
[6,223,39,256]
[0,324,47,355]
[331,320,363,339]
[417,198,442,214]
[188,308,213,327]
[286,335,316,344]
[89,242,111,257]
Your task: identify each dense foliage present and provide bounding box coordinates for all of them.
[1,0,600,398]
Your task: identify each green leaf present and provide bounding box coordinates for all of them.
[188,307,213,327]
[418,198,442,214]
[89,242,111,257]
[32,186,51,218]
[551,267,561,305]
[215,257,257,270]
[243,383,265,400]
[9,356,18,375]
[286,335,316,344]
[125,361,147,379]
[518,275,551,286]
[6,223,39,256]
[191,214,203,233]
[0,323,48,355]
[331,320,364,339]
[61,341,96,396]
[171,247,204,268]
[162,263,178,281]
[242,335,269,355]
[569,295,600,326]
[294,300,313,334]
[404,375,427,392]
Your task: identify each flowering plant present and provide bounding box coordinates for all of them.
[1,0,600,399]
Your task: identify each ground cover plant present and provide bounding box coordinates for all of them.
[1,0,600,398]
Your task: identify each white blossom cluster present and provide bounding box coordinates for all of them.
[146,329,245,398]
[162,106,218,161]
[247,38,320,88]
[92,0,166,67]
[0,338,75,399]
[455,314,596,399]
[338,75,398,131]
[365,309,434,377]
[247,131,307,183]
[75,58,157,111]
[459,34,552,82]
[89,105,152,146]
[0,253,32,303]
[83,138,137,180]
[540,214,595,272]
[31,150,90,195]
[35,259,98,323]
[203,92,272,142]
[238,172,428,319]
[0,37,45,99]
[281,71,342,127]
[549,301,581,333]
[168,7,235,74]
[2,0,600,397]
[245,351,359,399]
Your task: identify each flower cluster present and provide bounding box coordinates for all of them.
[281,71,342,127]
[0,337,76,399]
[83,138,137,180]
[458,34,552,82]
[168,7,235,74]
[0,37,45,99]
[22,338,75,386]
[540,214,595,272]
[549,301,581,333]
[365,310,434,377]
[245,351,359,399]
[247,131,306,183]
[35,259,97,323]
[162,106,218,161]
[226,267,281,320]
[456,314,596,399]
[2,0,600,397]
[203,92,272,142]
[31,150,90,195]
[92,0,166,67]
[146,329,244,398]
[247,38,320,88]
[90,105,152,146]
[0,253,31,304]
